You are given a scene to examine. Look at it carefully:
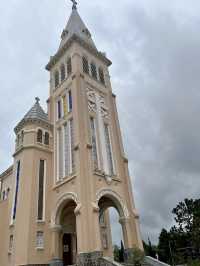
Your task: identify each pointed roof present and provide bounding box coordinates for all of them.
[14,98,52,133]
[59,8,97,50]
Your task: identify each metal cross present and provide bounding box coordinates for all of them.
[35,97,40,103]
[71,0,78,10]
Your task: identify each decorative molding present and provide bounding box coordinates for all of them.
[51,192,79,225]
[74,203,82,216]
[96,188,129,218]
[46,34,112,71]
[92,202,100,213]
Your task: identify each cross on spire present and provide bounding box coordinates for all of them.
[35,97,40,104]
[71,0,78,10]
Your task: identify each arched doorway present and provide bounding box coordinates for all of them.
[97,192,128,262]
[52,193,78,266]
[60,200,77,266]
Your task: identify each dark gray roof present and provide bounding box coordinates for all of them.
[14,98,51,133]
[23,98,48,122]
[59,8,97,50]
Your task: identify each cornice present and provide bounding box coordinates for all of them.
[46,34,112,71]
[13,145,53,157]
[14,118,53,134]
[0,165,13,180]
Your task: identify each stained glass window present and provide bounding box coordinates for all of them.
[37,160,45,221]
[13,161,20,220]
[64,123,70,177]
[69,119,75,173]
[57,100,62,119]
[58,128,63,179]
[91,63,97,80]
[68,90,72,112]
[104,124,114,176]
[90,117,99,170]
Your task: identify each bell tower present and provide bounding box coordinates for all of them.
[46,2,143,265]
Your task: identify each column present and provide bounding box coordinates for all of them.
[49,225,63,266]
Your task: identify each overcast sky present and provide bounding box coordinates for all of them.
[1,0,200,245]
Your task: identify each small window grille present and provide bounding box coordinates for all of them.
[60,64,66,82]
[82,57,89,74]
[54,71,59,88]
[37,129,43,143]
[67,58,72,75]
[44,132,49,145]
[57,100,62,119]
[91,63,97,80]
[68,90,72,112]
[99,68,105,85]
[36,231,44,249]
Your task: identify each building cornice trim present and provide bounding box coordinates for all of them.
[46,34,112,71]
[14,118,53,134]
[13,145,53,157]
[0,165,13,180]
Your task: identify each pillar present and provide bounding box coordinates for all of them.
[49,224,63,266]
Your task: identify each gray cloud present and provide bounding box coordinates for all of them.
[1,0,200,245]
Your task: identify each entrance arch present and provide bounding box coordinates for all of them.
[96,189,131,260]
[51,193,79,266]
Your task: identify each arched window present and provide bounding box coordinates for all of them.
[54,71,59,88]
[44,132,50,145]
[82,56,89,74]
[99,67,105,85]
[60,64,66,82]
[91,62,97,80]
[37,129,43,143]
[67,57,72,75]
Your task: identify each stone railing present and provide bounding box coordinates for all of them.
[144,256,171,266]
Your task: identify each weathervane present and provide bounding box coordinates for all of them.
[71,0,78,10]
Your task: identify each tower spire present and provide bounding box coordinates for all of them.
[71,0,78,10]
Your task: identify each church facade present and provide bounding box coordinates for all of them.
[0,3,143,266]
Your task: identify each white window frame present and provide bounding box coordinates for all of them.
[36,231,44,250]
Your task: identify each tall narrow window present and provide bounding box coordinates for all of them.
[44,132,49,145]
[67,57,72,75]
[91,63,97,80]
[57,100,62,119]
[57,128,63,179]
[68,90,72,112]
[36,231,44,249]
[82,56,89,74]
[90,117,99,170]
[37,129,43,143]
[104,124,114,176]
[64,123,70,177]
[37,160,45,221]
[62,95,67,117]
[69,119,75,173]
[60,64,66,82]
[54,71,59,88]
[21,130,24,143]
[99,67,105,85]
[12,161,20,221]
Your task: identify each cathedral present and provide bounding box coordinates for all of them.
[0,2,143,266]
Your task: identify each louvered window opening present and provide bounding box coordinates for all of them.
[91,63,97,80]
[37,129,43,143]
[58,129,63,179]
[67,58,72,75]
[99,68,105,85]
[61,64,66,82]
[82,57,89,74]
[54,71,59,88]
